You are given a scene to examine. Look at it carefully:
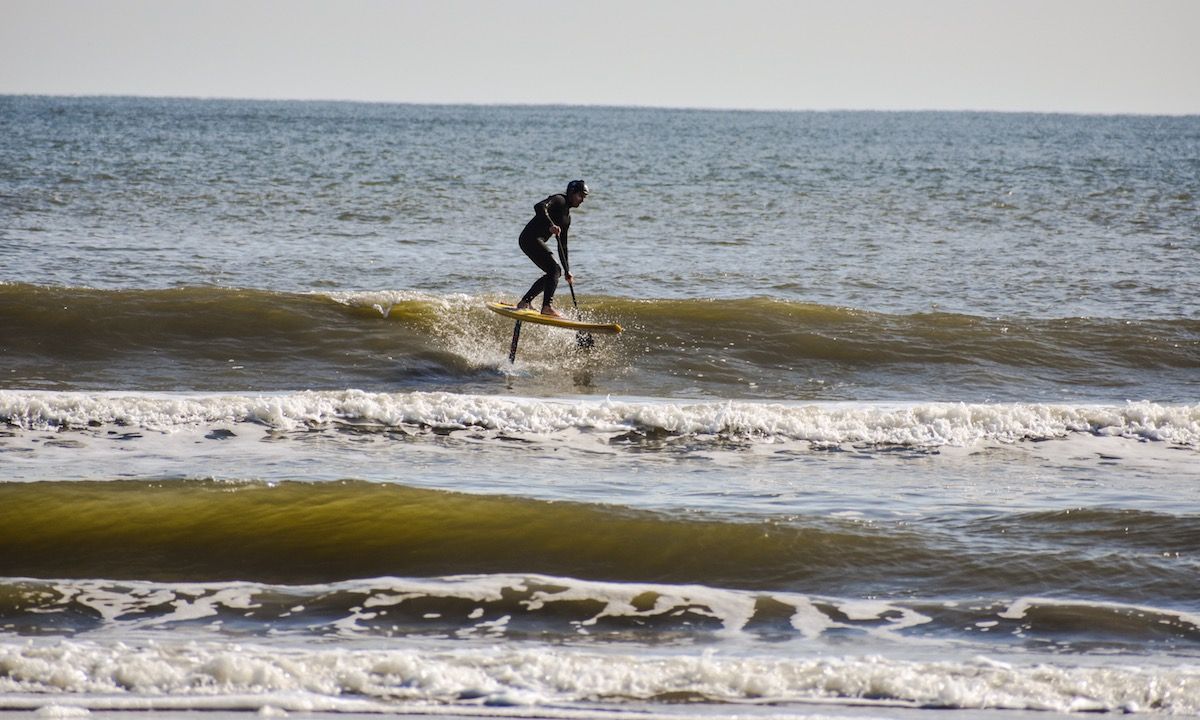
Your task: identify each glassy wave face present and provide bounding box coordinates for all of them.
[3,284,1197,402]
[2,97,1200,718]
[2,480,1198,601]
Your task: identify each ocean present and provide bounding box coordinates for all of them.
[1,95,1198,719]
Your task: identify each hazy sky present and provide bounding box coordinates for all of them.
[3,0,1197,114]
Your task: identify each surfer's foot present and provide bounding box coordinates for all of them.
[540,306,565,319]
[516,301,532,310]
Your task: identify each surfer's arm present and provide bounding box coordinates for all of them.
[535,195,563,238]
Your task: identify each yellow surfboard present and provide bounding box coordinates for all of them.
[486,302,623,334]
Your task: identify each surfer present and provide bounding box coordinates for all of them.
[516,180,589,318]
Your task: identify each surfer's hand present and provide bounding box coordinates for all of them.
[549,224,561,238]
[565,272,575,285]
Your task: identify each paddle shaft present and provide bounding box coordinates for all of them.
[567,279,579,307]
[558,237,594,348]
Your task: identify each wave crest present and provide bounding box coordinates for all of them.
[3,390,1197,448]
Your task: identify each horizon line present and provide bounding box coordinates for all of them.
[4,92,1197,120]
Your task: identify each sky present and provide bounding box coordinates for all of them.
[2,0,1198,115]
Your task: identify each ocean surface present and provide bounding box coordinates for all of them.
[1,95,1199,719]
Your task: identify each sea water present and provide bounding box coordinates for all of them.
[1,96,1198,718]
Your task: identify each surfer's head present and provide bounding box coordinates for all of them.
[566,180,589,207]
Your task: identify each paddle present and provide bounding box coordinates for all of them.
[565,279,595,349]
[557,236,594,349]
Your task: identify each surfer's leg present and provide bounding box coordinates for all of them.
[538,266,560,309]
[518,235,561,308]
[520,276,545,309]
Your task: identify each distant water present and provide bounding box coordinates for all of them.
[1,95,1199,718]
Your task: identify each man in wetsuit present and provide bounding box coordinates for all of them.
[516,180,589,318]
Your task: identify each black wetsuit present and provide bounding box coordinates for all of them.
[518,193,572,308]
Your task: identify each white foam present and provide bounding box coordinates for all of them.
[3,390,1198,448]
[34,707,91,718]
[330,575,764,638]
[0,639,1197,715]
[1000,596,1200,629]
[323,289,479,314]
[6,574,937,647]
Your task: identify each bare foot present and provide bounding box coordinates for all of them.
[516,301,532,310]
[540,306,565,318]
